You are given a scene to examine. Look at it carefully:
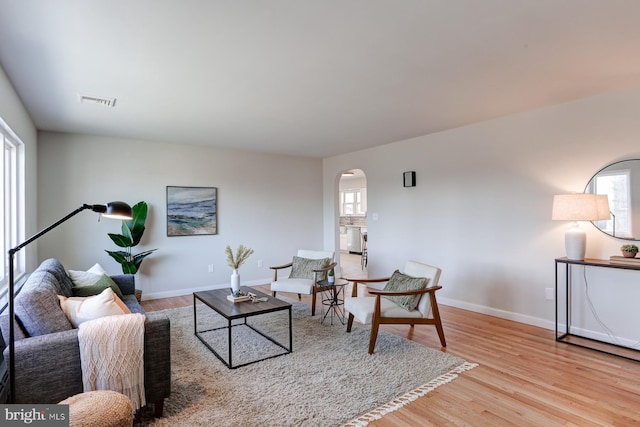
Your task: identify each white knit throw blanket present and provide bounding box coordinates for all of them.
[78,313,146,410]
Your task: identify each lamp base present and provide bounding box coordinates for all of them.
[565,223,586,260]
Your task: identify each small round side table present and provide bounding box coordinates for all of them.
[316,278,349,325]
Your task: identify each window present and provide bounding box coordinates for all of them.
[341,189,364,216]
[0,117,24,307]
[594,169,631,238]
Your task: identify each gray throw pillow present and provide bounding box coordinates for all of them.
[382,270,429,311]
[288,256,331,280]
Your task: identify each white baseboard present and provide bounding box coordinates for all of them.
[438,296,556,331]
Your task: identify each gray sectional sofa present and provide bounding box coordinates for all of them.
[0,258,171,416]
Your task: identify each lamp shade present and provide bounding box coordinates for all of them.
[88,201,133,220]
[595,194,611,220]
[551,194,610,221]
[104,201,133,219]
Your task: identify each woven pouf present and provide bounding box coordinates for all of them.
[60,390,134,427]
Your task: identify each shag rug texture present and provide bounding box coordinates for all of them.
[142,298,476,426]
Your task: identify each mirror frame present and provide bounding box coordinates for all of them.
[584,158,640,241]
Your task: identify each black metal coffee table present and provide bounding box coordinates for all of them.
[193,287,292,369]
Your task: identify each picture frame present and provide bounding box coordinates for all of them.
[166,186,217,236]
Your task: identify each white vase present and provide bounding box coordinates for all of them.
[231,269,240,294]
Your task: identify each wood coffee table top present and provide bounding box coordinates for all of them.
[194,286,291,320]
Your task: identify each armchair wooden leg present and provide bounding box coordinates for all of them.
[346,313,354,332]
[311,291,316,316]
[272,291,276,297]
[431,294,446,347]
[368,317,381,354]
[297,293,302,300]
[434,317,446,347]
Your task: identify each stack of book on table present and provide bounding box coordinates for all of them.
[609,255,640,267]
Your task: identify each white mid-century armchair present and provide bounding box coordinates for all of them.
[270,249,336,315]
[345,260,446,354]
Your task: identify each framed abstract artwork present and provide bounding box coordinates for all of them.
[166,186,217,236]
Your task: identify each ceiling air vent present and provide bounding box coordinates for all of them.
[79,94,117,107]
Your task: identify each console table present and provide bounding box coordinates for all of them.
[555,257,640,362]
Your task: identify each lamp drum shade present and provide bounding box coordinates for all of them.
[552,194,610,221]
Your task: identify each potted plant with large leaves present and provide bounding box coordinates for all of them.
[106,201,157,274]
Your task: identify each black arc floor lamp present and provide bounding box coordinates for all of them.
[6,201,132,403]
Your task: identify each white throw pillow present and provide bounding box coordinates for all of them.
[58,287,131,328]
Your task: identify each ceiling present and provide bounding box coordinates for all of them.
[1,1,640,158]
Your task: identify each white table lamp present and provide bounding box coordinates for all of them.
[552,194,610,260]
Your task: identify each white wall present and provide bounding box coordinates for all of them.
[323,86,640,342]
[0,65,38,271]
[37,132,324,299]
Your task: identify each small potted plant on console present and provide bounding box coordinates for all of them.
[620,244,639,258]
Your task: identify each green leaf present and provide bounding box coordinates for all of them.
[122,261,137,274]
[108,233,132,248]
[105,250,130,264]
[126,202,148,246]
[132,249,157,270]
[130,226,146,247]
[121,222,134,244]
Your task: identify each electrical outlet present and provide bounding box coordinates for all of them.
[545,288,554,301]
[257,259,263,268]
[208,264,214,273]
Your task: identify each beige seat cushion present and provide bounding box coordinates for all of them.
[345,296,423,325]
[270,278,315,295]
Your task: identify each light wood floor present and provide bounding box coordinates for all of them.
[142,257,640,426]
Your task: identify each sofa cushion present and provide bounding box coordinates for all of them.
[38,258,75,297]
[58,288,131,328]
[14,270,73,337]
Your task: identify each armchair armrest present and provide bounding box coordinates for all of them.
[368,285,442,297]
[269,262,293,270]
[313,262,337,275]
[345,277,390,297]
[270,262,292,281]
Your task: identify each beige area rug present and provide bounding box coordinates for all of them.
[142,298,477,427]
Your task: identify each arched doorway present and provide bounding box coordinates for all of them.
[337,169,367,279]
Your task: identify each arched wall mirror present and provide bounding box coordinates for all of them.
[584,159,640,240]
